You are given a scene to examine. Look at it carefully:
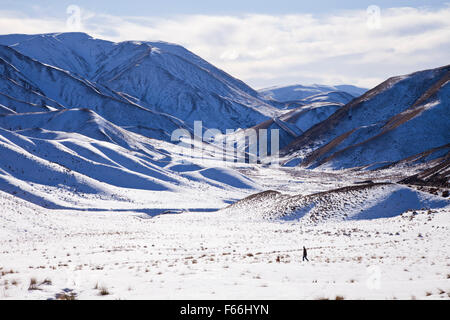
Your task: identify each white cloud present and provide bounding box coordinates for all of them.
[0,5,449,89]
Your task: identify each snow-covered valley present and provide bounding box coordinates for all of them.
[0,154,449,300]
[1,177,449,300]
[0,33,448,300]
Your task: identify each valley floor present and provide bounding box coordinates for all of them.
[1,179,449,300]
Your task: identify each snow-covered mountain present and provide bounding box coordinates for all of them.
[0,32,276,211]
[0,33,276,133]
[0,43,188,141]
[0,32,447,174]
[282,65,450,170]
[250,101,344,151]
[259,83,367,104]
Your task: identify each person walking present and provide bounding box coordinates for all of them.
[302,246,309,262]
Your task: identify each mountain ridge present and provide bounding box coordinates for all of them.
[281,64,450,169]
[0,32,276,133]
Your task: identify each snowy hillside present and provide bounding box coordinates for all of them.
[0,107,264,211]
[282,65,450,169]
[400,150,450,189]
[226,183,449,222]
[0,33,276,133]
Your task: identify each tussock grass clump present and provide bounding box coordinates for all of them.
[98,287,110,296]
[28,278,39,290]
[1,270,15,277]
[56,292,77,300]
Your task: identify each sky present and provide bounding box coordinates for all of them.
[0,1,449,89]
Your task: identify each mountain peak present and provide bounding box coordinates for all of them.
[0,33,277,136]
